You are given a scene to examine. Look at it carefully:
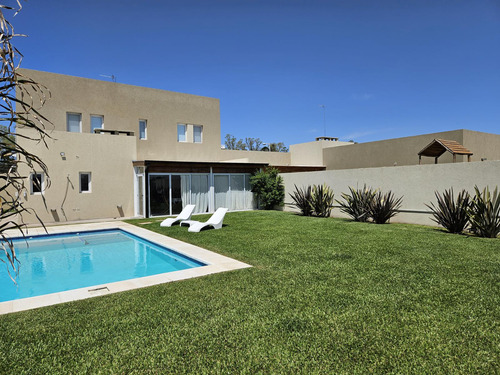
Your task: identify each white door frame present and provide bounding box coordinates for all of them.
[134,167,146,217]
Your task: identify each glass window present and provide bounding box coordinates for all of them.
[193,125,202,143]
[30,172,44,195]
[139,120,147,140]
[214,175,230,209]
[90,115,103,133]
[245,174,257,209]
[79,172,91,193]
[177,124,186,142]
[230,175,245,210]
[191,175,209,214]
[67,113,81,133]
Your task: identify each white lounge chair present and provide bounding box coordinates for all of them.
[160,204,195,227]
[180,207,228,232]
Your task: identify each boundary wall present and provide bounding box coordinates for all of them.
[282,160,500,226]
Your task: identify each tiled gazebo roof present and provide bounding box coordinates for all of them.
[418,139,473,164]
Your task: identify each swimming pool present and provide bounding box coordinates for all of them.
[0,229,206,302]
[0,222,250,314]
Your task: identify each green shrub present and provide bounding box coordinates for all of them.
[337,185,375,222]
[250,167,285,210]
[289,185,313,216]
[310,184,334,218]
[426,188,471,234]
[468,186,500,238]
[369,190,403,224]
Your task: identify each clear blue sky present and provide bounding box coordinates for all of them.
[10,0,500,146]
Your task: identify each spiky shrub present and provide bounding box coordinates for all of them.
[426,188,471,234]
[369,191,403,224]
[468,186,500,238]
[336,185,375,222]
[289,185,313,216]
[310,184,334,218]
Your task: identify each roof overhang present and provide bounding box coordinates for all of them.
[133,160,269,174]
[132,160,326,174]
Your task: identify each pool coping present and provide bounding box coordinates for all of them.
[0,221,251,315]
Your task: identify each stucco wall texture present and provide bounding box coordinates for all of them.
[19,68,222,163]
[322,129,500,170]
[17,129,136,224]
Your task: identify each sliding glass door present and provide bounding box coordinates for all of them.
[149,174,209,216]
[230,175,245,210]
[191,174,209,214]
[149,175,170,216]
[214,175,230,209]
[170,175,184,215]
[213,174,256,211]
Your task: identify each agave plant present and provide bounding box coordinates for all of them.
[289,185,313,216]
[336,185,375,222]
[468,186,500,238]
[426,188,471,234]
[369,190,403,224]
[310,184,334,217]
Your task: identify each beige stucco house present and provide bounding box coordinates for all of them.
[15,69,500,225]
[16,69,310,224]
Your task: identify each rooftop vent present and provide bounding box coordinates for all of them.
[316,136,339,142]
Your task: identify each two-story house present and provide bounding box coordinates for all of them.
[17,69,321,224]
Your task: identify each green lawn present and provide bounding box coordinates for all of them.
[1,211,499,373]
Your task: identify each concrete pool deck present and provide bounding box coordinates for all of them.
[0,221,251,315]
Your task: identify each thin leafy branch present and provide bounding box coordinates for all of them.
[0,1,52,280]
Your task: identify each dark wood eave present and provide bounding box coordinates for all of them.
[271,165,326,173]
[132,160,326,174]
[133,160,269,168]
[133,160,270,174]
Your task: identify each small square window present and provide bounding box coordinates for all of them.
[139,120,147,140]
[79,172,91,193]
[177,124,186,142]
[67,113,81,133]
[91,115,103,133]
[30,172,44,195]
[193,125,203,143]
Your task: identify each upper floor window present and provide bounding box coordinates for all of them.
[79,172,91,193]
[177,124,186,142]
[139,120,147,140]
[67,113,81,133]
[30,172,44,195]
[91,115,103,133]
[193,125,203,143]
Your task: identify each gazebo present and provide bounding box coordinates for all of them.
[418,139,473,164]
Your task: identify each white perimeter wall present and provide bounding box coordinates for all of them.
[282,160,500,226]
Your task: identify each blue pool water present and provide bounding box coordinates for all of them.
[0,229,205,302]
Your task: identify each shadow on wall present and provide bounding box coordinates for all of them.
[60,175,74,221]
[50,209,60,222]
